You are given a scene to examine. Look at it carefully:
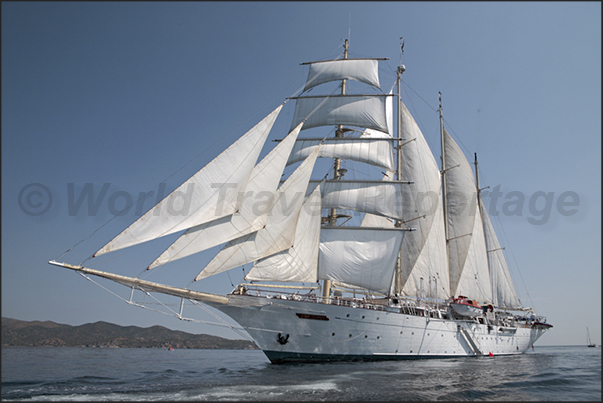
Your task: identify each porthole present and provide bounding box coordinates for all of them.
[410,350,413,353]
[349,334,352,337]
[362,316,365,319]
[400,331,403,334]
[377,336,380,339]
[377,317,380,320]
[441,334,444,337]
[332,333,335,336]
[427,333,430,336]
[346,314,350,317]
[412,332,414,335]
[365,335,368,338]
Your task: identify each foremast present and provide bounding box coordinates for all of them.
[322,39,349,299]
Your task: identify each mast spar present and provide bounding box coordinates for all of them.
[393,50,405,295]
[322,39,349,299]
[439,93,451,294]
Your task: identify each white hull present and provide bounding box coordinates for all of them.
[211,295,549,363]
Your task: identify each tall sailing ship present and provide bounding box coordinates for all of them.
[50,40,552,363]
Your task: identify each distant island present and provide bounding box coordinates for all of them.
[1,317,258,349]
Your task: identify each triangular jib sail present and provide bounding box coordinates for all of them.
[194,144,321,282]
[94,105,284,257]
[147,122,303,270]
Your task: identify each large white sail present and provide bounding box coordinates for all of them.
[452,202,492,302]
[312,180,408,221]
[443,129,491,302]
[396,101,450,299]
[287,128,394,171]
[480,199,521,308]
[194,145,320,282]
[289,95,393,134]
[94,105,283,257]
[245,181,322,283]
[147,123,303,270]
[318,227,406,295]
[303,59,381,91]
[401,198,449,299]
[360,170,396,228]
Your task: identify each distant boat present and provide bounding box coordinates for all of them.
[168,347,174,351]
[587,327,597,347]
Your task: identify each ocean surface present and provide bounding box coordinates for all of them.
[2,345,600,401]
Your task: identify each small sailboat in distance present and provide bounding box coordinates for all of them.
[587,327,597,347]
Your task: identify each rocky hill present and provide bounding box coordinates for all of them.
[1,317,257,349]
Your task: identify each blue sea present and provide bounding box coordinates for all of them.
[1,346,600,401]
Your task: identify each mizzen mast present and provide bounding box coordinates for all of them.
[439,93,450,264]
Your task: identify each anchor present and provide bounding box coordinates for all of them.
[277,333,289,345]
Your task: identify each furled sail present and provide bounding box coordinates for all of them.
[147,123,303,270]
[94,105,283,257]
[396,101,450,299]
[480,199,521,308]
[194,145,321,282]
[303,59,381,91]
[286,128,395,171]
[310,179,407,221]
[245,181,323,283]
[443,129,491,303]
[318,227,406,295]
[289,95,393,134]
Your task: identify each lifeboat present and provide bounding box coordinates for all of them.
[450,295,483,318]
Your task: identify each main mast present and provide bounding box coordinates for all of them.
[439,92,450,295]
[322,39,349,300]
[393,57,405,295]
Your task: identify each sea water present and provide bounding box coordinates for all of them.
[2,346,600,401]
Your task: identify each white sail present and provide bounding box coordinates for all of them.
[194,145,320,282]
[400,198,449,299]
[290,95,393,134]
[480,199,521,308]
[245,181,322,283]
[443,129,491,302]
[312,180,407,221]
[318,227,406,295]
[94,105,283,257]
[304,59,381,91]
[360,170,396,228]
[147,123,303,270]
[287,128,394,171]
[452,202,492,303]
[396,101,450,299]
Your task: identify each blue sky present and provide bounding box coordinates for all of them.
[2,2,600,346]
